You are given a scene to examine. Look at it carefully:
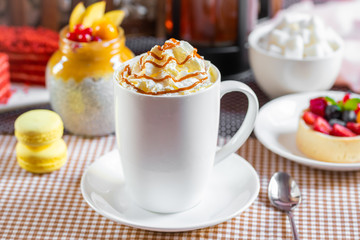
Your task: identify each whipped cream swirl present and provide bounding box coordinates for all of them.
[117,38,214,95]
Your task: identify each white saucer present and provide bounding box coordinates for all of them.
[255,91,360,171]
[0,83,49,113]
[81,150,260,232]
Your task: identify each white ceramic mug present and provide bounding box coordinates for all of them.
[114,65,258,213]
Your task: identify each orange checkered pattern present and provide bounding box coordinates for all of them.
[1,134,359,239]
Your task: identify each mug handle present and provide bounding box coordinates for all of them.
[214,81,259,164]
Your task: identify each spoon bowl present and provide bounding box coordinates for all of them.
[268,172,301,211]
[268,172,301,239]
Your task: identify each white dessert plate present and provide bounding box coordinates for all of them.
[0,83,49,113]
[254,91,360,171]
[81,150,260,232]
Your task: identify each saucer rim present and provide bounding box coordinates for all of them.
[80,150,260,232]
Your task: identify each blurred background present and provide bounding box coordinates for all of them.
[0,0,339,78]
[1,0,334,35]
[1,0,160,36]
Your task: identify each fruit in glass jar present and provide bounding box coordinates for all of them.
[77,33,92,42]
[93,20,118,40]
[66,1,124,42]
[66,24,93,42]
[92,36,102,42]
[69,2,86,31]
[104,10,125,26]
[66,32,77,41]
[82,1,106,28]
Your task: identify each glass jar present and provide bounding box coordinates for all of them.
[46,27,134,136]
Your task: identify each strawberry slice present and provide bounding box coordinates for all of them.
[331,124,356,137]
[343,92,351,103]
[346,122,360,135]
[313,117,332,135]
[302,111,318,125]
[355,103,360,114]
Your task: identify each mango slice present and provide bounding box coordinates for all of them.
[104,10,125,26]
[69,2,86,31]
[82,1,106,28]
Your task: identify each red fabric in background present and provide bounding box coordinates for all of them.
[0,26,59,85]
[0,53,11,103]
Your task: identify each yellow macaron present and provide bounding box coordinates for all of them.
[15,109,64,146]
[16,138,68,173]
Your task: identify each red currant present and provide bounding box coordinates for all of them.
[74,24,85,33]
[92,36,102,42]
[66,32,78,41]
[82,27,93,35]
[76,33,87,42]
[85,33,92,42]
[67,24,95,43]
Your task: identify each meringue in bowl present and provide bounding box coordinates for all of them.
[248,15,344,99]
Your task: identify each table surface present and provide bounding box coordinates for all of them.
[0,38,358,239]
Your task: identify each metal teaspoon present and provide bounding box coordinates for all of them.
[268,172,301,240]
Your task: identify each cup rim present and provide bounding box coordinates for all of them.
[248,20,344,62]
[113,63,221,98]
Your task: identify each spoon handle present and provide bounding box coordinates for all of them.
[287,211,300,240]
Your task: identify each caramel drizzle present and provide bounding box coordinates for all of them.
[150,50,202,60]
[160,38,180,50]
[133,71,207,83]
[139,41,203,70]
[149,52,164,60]
[120,39,209,95]
[123,76,208,95]
[140,54,193,70]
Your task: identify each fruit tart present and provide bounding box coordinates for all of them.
[296,93,360,163]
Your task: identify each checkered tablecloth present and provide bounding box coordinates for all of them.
[1,133,360,239]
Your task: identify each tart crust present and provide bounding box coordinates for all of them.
[296,119,360,163]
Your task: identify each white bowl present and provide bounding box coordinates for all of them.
[248,23,344,99]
